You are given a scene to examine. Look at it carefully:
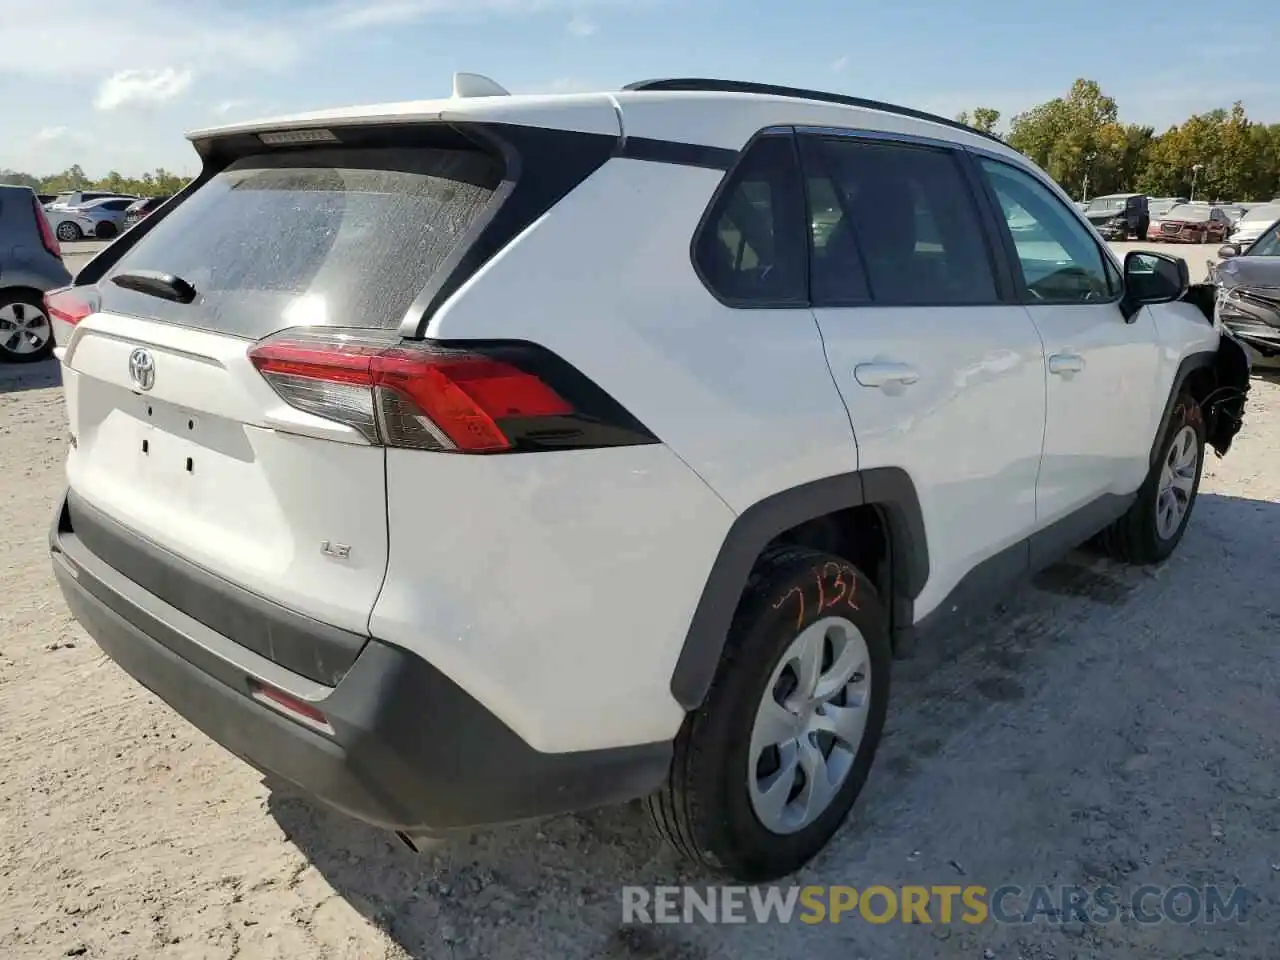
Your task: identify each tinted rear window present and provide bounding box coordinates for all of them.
[100,146,502,339]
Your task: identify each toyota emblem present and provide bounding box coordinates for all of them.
[128,347,155,391]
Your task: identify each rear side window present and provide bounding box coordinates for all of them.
[100,146,503,339]
[804,137,997,306]
[693,134,807,305]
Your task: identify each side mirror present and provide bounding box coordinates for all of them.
[1121,250,1189,321]
[1217,243,1241,259]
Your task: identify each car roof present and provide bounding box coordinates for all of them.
[187,73,1025,163]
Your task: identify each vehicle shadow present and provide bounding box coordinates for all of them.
[0,358,61,393]
[266,490,1280,960]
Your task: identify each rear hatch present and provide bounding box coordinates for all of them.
[56,140,503,684]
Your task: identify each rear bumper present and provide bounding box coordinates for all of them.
[50,490,670,836]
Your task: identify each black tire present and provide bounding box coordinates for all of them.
[0,290,55,363]
[55,221,82,242]
[646,547,891,881]
[1099,392,1205,564]
[95,221,118,239]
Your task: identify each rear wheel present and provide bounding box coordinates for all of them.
[55,221,82,242]
[646,547,890,881]
[95,221,118,239]
[0,290,54,363]
[1099,392,1205,564]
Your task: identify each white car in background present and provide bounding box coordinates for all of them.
[46,196,134,242]
[1228,204,1280,248]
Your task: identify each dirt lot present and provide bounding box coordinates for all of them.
[2,249,1277,959]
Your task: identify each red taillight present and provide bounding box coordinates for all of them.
[32,196,61,259]
[44,286,100,326]
[248,329,575,453]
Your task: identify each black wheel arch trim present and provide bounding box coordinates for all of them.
[669,467,928,710]
[1146,349,1224,468]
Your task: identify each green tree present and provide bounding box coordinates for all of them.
[0,169,42,191]
[1006,79,1125,198]
[956,107,1002,136]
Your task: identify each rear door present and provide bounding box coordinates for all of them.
[60,142,503,655]
[797,131,1048,621]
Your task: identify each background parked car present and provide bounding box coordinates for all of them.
[1228,204,1280,247]
[1148,196,1187,222]
[1212,219,1280,364]
[0,184,72,362]
[46,196,134,241]
[1216,203,1249,228]
[122,195,172,230]
[1150,203,1230,243]
[45,190,134,211]
[1082,193,1149,239]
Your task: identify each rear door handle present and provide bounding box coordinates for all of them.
[854,362,920,388]
[1048,353,1085,376]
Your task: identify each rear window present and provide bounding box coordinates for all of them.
[100,146,503,339]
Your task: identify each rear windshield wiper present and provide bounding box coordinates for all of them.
[110,270,197,304]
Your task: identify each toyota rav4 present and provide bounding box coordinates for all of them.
[47,75,1250,882]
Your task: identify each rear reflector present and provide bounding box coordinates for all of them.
[249,680,333,734]
[44,286,100,326]
[248,327,657,454]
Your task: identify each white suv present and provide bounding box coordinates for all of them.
[48,75,1250,882]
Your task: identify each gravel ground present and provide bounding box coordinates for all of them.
[1,249,1277,959]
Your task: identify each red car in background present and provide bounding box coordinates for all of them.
[122,195,172,231]
[1152,203,1231,243]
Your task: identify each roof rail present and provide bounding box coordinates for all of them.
[622,78,1005,145]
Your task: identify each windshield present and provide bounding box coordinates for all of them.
[100,145,502,339]
[1240,204,1280,225]
[53,193,74,205]
[1164,204,1211,221]
[1246,220,1280,256]
[1085,197,1127,212]
[1249,221,1280,257]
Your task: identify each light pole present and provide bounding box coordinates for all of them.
[1191,163,1204,202]
[1082,152,1096,202]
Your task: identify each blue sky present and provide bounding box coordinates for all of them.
[3,0,1278,178]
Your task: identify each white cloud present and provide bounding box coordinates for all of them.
[213,98,254,116]
[0,0,302,79]
[95,68,193,111]
[568,13,597,35]
[34,126,68,143]
[831,56,849,73]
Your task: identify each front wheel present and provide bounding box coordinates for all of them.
[55,221,82,242]
[646,547,891,882]
[1099,392,1205,564]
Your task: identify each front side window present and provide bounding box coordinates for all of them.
[980,159,1115,304]
[804,137,997,306]
[693,135,807,305]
